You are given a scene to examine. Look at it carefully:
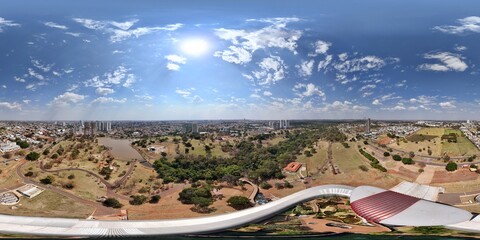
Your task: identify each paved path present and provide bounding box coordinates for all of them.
[0,185,354,237]
[239,178,258,204]
[414,165,437,184]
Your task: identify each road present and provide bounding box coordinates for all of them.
[0,185,354,237]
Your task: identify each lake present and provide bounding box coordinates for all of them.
[97,137,144,161]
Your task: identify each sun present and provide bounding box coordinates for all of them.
[180,38,209,56]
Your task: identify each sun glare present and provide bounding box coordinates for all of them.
[180,38,209,56]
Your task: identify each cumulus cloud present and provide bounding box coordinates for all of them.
[309,40,331,56]
[434,16,480,34]
[418,52,468,72]
[251,56,287,85]
[0,17,20,32]
[44,21,68,30]
[85,66,136,88]
[371,93,400,105]
[321,101,368,112]
[296,59,315,77]
[263,91,273,96]
[73,18,182,42]
[0,101,21,110]
[213,46,252,65]
[293,83,325,100]
[318,55,333,72]
[214,17,302,64]
[95,87,115,95]
[165,54,187,71]
[91,97,127,104]
[334,56,389,73]
[50,92,85,107]
[439,101,456,109]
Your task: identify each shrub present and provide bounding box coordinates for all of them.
[149,195,161,204]
[129,195,148,205]
[259,182,272,189]
[26,151,40,161]
[103,198,123,208]
[40,175,54,185]
[383,152,390,157]
[392,155,402,161]
[359,165,369,172]
[402,158,414,165]
[24,171,33,177]
[227,196,252,210]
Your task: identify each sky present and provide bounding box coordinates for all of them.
[1,0,480,120]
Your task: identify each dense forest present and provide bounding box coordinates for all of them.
[153,126,346,183]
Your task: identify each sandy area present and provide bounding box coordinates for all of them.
[300,216,391,234]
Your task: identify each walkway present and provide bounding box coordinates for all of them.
[239,178,258,204]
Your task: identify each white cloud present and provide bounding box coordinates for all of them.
[91,97,127,104]
[50,92,86,107]
[252,56,287,85]
[165,54,186,64]
[28,68,45,80]
[214,17,302,64]
[65,32,81,37]
[166,63,180,71]
[439,101,456,109]
[263,91,272,96]
[31,59,54,72]
[372,99,381,105]
[359,84,376,92]
[2,85,6,88]
[434,16,480,34]
[293,83,325,100]
[454,45,467,51]
[309,40,331,56]
[395,80,407,88]
[165,54,186,71]
[318,55,332,72]
[213,46,252,65]
[0,101,21,110]
[44,21,68,30]
[371,93,400,105]
[134,94,153,100]
[14,76,25,82]
[321,101,368,112]
[0,17,20,32]
[95,87,115,95]
[175,89,191,97]
[250,93,261,98]
[73,18,182,42]
[418,52,468,72]
[25,84,36,91]
[296,59,315,77]
[334,55,388,73]
[85,66,135,88]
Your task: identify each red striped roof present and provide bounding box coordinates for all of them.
[350,190,420,223]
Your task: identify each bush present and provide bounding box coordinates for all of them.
[359,165,369,172]
[149,195,161,204]
[402,158,414,165]
[259,182,272,190]
[130,195,148,205]
[24,171,33,177]
[103,198,123,208]
[40,175,54,185]
[26,151,40,161]
[227,196,252,210]
[63,182,75,189]
[446,162,457,172]
[383,152,390,157]
[67,174,75,180]
[392,155,402,161]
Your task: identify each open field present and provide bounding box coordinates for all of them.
[387,127,480,157]
[294,141,328,176]
[0,190,94,218]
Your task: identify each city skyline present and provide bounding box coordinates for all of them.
[2,0,480,120]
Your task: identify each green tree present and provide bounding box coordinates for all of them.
[40,175,54,185]
[402,158,414,165]
[129,195,148,205]
[26,151,40,161]
[446,162,458,172]
[392,155,402,161]
[383,152,390,157]
[103,198,123,208]
[227,196,252,210]
[149,195,161,204]
[16,140,29,149]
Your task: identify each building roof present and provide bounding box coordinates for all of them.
[284,162,302,172]
[350,186,472,226]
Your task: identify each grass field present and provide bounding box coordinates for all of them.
[387,127,480,157]
[331,142,366,173]
[0,190,94,218]
[294,141,328,176]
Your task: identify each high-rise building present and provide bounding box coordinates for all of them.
[96,121,112,132]
[83,121,96,136]
[366,118,371,133]
[183,123,198,133]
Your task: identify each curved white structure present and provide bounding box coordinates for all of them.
[0,185,353,237]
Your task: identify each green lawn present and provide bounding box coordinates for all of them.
[332,142,368,172]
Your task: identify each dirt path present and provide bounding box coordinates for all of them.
[415,165,437,184]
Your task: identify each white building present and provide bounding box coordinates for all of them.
[0,142,20,153]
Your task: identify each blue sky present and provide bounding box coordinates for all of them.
[1,0,480,120]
